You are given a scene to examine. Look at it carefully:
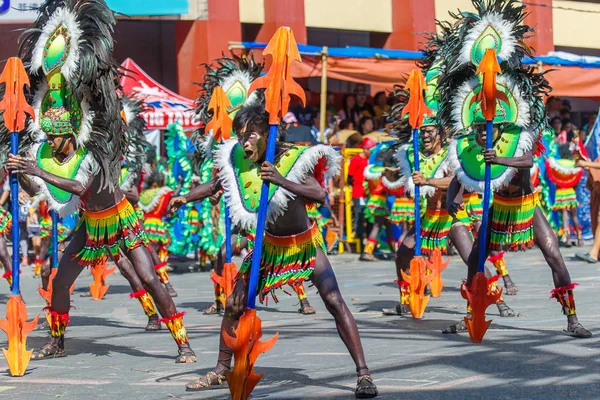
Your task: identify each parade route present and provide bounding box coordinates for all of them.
[0,247,596,400]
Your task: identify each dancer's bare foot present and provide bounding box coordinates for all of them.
[202,302,223,315]
[355,366,378,398]
[502,275,518,295]
[382,304,410,316]
[164,282,178,297]
[176,345,197,363]
[497,301,517,317]
[185,371,228,391]
[145,315,161,331]
[299,299,316,315]
[79,291,92,297]
[31,338,66,360]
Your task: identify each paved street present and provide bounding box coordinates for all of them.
[0,246,598,400]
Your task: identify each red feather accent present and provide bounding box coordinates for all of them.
[550,282,578,299]
[129,289,148,299]
[158,311,186,324]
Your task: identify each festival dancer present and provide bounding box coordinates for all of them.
[170,102,377,397]
[439,0,590,338]
[9,0,197,360]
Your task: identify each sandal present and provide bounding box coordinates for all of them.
[176,346,197,363]
[442,319,468,334]
[497,301,517,317]
[565,323,592,339]
[31,343,66,360]
[299,305,316,315]
[185,371,228,391]
[355,375,378,398]
[382,304,409,316]
[203,302,224,315]
[145,315,161,331]
[79,291,92,298]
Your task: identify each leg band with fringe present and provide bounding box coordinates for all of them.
[292,283,308,301]
[395,280,410,305]
[489,252,509,276]
[154,262,170,284]
[130,290,158,318]
[159,312,189,346]
[2,271,11,288]
[551,283,578,316]
[238,222,324,303]
[364,239,377,255]
[490,192,537,252]
[75,197,149,267]
[47,309,70,338]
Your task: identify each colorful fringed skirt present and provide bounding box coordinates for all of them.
[75,197,149,267]
[551,187,578,211]
[490,192,537,252]
[421,208,471,256]
[40,216,52,239]
[143,216,171,246]
[238,223,325,303]
[0,209,11,236]
[364,194,389,223]
[463,192,483,222]
[307,205,329,230]
[390,196,414,225]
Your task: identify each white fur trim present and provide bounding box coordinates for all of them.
[30,142,99,217]
[215,140,341,231]
[546,157,582,176]
[30,8,82,82]
[458,13,517,67]
[448,127,535,193]
[363,165,382,181]
[451,75,530,132]
[381,176,404,190]
[137,186,173,213]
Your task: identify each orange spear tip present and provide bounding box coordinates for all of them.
[401,69,432,130]
[0,57,35,132]
[206,86,234,142]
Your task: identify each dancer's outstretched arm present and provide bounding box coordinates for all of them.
[7,154,90,196]
[168,177,221,214]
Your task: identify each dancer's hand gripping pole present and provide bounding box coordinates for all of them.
[462,48,503,343]
[223,27,304,400]
[400,69,432,318]
[0,57,39,376]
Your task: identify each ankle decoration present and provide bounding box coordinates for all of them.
[158,245,169,263]
[488,275,504,303]
[214,282,225,305]
[130,289,158,318]
[488,252,509,276]
[395,280,410,305]
[551,283,578,316]
[46,308,70,337]
[2,271,12,287]
[577,229,582,240]
[34,258,43,275]
[292,284,307,301]
[154,262,170,284]
[159,312,189,346]
[364,239,376,255]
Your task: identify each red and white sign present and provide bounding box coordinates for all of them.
[120,58,200,130]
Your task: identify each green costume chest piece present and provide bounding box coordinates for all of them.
[407,146,448,179]
[37,142,88,205]
[230,143,309,212]
[455,125,521,182]
[139,187,161,207]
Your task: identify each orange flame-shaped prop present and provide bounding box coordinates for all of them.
[38,268,57,304]
[89,260,116,300]
[401,69,431,130]
[0,58,34,132]
[249,27,305,124]
[0,296,39,376]
[460,273,502,343]
[223,309,279,399]
[401,257,433,319]
[426,249,450,298]
[211,262,237,306]
[206,86,233,142]
[225,26,304,400]
[473,49,507,121]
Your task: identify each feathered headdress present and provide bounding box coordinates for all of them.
[190,53,263,171]
[19,0,125,189]
[436,0,550,135]
[121,94,150,175]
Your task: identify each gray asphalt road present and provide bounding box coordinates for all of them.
[0,246,598,400]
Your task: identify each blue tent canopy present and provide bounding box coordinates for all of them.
[238,42,600,68]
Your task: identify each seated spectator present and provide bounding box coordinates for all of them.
[338,94,359,126]
[330,119,361,147]
[355,85,375,119]
[583,112,598,135]
[546,96,562,119]
[326,91,338,115]
[373,91,391,129]
[290,88,314,126]
[358,116,375,136]
[280,112,317,145]
[550,116,562,134]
